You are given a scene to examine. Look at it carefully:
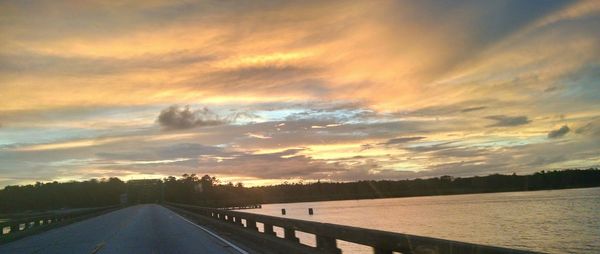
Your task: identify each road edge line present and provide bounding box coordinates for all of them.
[166,207,250,254]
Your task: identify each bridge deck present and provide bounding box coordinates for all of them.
[0,204,246,254]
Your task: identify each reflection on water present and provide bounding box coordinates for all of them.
[245,187,600,254]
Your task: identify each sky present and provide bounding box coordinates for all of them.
[1,0,599,187]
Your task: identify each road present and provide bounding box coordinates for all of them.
[0,204,247,254]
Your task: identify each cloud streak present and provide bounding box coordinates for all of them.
[380,137,426,145]
[485,115,531,127]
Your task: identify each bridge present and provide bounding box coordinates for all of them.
[0,204,246,254]
[0,203,541,254]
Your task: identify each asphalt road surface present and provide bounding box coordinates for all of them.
[0,204,247,254]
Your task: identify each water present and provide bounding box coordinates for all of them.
[244,187,600,253]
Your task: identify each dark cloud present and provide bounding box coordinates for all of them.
[424,160,511,177]
[485,115,530,127]
[544,86,559,92]
[527,154,567,167]
[401,105,459,117]
[575,119,600,137]
[403,141,456,153]
[403,141,491,158]
[212,65,321,83]
[112,147,340,180]
[380,137,425,145]
[96,143,223,162]
[360,144,375,151]
[547,125,570,139]
[1,0,288,41]
[461,106,487,113]
[180,65,330,98]
[229,119,435,149]
[157,105,226,130]
[432,147,490,158]
[0,51,213,76]
[389,0,572,79]
[397,100,495,117]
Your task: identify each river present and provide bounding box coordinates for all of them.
[244,187,600,253]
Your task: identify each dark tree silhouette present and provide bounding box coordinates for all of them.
[1,168,599,213]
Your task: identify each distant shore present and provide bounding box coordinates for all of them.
[255,185,600,207]
[246,168,600,206]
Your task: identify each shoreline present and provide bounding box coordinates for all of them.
[254,185,600,207]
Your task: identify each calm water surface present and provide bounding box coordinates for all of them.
[245,187,600,253]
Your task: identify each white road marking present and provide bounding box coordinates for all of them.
[90,242,105,254]
[166,208,249,254]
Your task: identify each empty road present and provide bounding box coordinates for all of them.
[0,204,247,254]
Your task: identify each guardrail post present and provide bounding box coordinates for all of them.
[373,247,393,254]
[284,227,299,243]
[234,216,243,226]
[246,219,258,231]
[316,235,341,253]
[5,225,14,234]
[263,223,276,236]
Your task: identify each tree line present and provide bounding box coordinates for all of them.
[1,168,599,213]
[251,168,600,204]
[0,177,126,213]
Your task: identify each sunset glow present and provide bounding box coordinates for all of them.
[1,0,599,186]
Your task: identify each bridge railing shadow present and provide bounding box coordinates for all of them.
[166,202,541,254]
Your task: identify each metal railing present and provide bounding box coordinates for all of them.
[218,204,262,210]
[0,206,118,240]
[167,202,541,254]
